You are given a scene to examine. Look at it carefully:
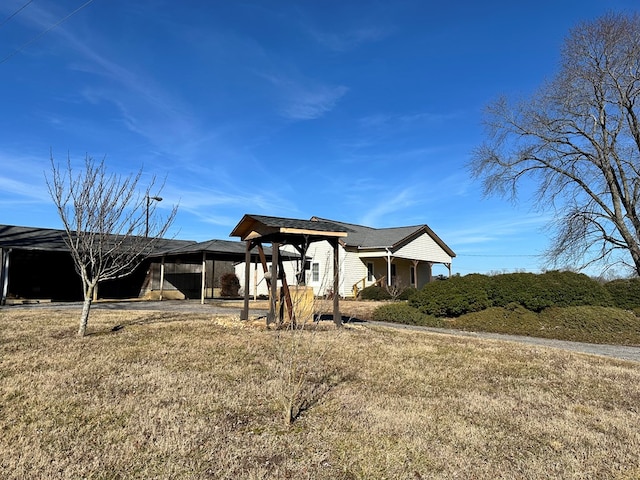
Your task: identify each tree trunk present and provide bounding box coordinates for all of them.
[78,285,94,337]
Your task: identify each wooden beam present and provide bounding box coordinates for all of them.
[241,240,251,320]
[268,242,279,326]
[278,254,295,325]
[280,227,348,237]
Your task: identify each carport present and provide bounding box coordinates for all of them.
[153,239,299,304]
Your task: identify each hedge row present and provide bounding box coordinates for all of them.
[408,271,640,317]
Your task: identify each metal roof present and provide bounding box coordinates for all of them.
[0,224,195,255]
[311,217,456,257]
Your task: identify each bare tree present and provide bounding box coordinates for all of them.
[471,13,640,276]
[46,154,177,336]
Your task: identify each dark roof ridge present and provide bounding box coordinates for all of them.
[311,216,425,232]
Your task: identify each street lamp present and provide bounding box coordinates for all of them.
[145,195,163,237]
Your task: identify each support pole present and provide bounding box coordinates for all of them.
[0,248,10,306]
[278,254,294,324]
[159,256,165,300]
[201,251,206,305]
[241,241,251,320]
[331,238,341,327]
[253,261,258,301]
[267,242,279,326]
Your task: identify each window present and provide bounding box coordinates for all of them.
[410,266,416,286]
[367,262,374,282]
[311,263,320,282]
[390,263,396,285]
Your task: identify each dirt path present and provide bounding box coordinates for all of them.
[369,321,640,363]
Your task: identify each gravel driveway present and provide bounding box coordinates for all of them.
[5,299,640,363]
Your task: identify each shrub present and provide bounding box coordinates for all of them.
[220,273,240,297]
[397,286,418,301]
[410,274,492,317]
[450,305,541,336]
[488,271,612,312]
[604,278,640,310]
[537,271,613,308]
[450,305,640,345]
[372,303,443,327]
[538,306,640,344]
[359,285,392,301]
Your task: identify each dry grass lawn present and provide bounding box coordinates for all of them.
[1,308,639,479]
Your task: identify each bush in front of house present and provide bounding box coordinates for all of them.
[372,303,443,327]
[397,286,418,301]
[359,285,392,301]
[604,278,640,310]
[409,274,492,317]
[489,271,613,312]
[220,273,241,297]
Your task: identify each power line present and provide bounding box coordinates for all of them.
[0,0,34,29]
[0,0,95,65]
[458,254,542,258]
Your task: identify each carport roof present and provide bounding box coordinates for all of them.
[156,238,301,261]
[230,214,350,242]
[0,224,194,254]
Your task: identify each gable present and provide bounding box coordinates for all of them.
[393,231,453,263]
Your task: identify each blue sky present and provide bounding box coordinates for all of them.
[1,0,638,276]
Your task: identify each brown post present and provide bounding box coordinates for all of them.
[268,242,279,325]
[332,238,342,327]
[278,254,295,324]
[241,240,251,320]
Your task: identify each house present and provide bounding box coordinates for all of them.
[233,216,455,298]
[306,217,455,297]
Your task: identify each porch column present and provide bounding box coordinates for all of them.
[253,261,258,301]
[241,240,251,320]
[200,251,206,305]
[412,260,419,289]
[331,238,341,327]
[386,249,392,286]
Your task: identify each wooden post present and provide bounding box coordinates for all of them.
[241,241,251,320]
[268,242,279,325]
[278,254,295,324]
[200,251,206,305]
[331,238,341,327]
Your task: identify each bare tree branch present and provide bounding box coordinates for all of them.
[471,13,640,276]
[46,153,178,336]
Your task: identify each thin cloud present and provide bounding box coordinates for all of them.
[309,26,391,52]
[359,187,419,227]
[261,73,348,120]
[445,213,550,247]
[358,110,461,130]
